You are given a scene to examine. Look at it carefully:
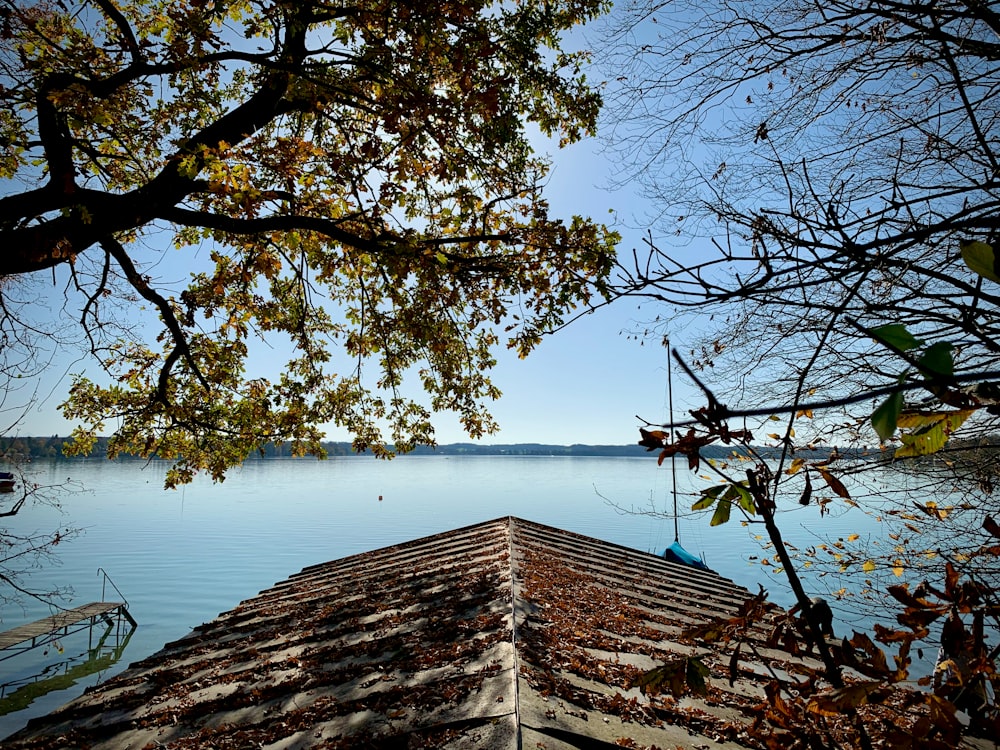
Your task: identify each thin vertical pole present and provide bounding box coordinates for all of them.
[668,340,679,543]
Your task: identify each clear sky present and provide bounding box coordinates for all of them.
[442,136,707,447]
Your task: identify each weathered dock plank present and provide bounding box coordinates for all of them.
[0,603,128,651]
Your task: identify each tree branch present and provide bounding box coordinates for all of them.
[99,236,211,400]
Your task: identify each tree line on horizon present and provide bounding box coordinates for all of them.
[1,435,801,460]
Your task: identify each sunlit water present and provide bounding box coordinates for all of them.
[0,454,883,737]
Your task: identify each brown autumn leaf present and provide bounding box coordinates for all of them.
[939,613,968,660]
[843,632,891,679]
[923,694,963,741]
[684,622,725,643]
[943,561,960,599]
[798,470,812,506]
[764,680,798,726]
[983,515,1000,539]
[872,623,913,644]
[887,584,934,609]
[816,467,850,499]
[892,638,912,682]
[728,644,743,687]
[897,605,947,632]
[646,427,717,471]
[638,428,667,451]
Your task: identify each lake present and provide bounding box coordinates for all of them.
[0,454,881,737]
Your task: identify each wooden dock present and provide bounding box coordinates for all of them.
[0,602,136,657]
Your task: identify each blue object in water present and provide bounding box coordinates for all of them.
[661,541,711,571]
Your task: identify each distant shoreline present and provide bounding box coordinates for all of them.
[1,436,862,461]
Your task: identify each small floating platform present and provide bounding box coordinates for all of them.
[0,603,136,660]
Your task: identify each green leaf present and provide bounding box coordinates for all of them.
[730,483,756,515]
[633,657,710,698]
[869,324,923,352]
[692,484,726,511]
[872,390,904,442]
[960,240,1000,283]
[916,342,954,378]
[710,497,732,526]
[686,656,710,695]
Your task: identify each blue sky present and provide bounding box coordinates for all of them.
[451,137,706,447]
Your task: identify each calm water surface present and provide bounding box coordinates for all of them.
[0,454,880,737]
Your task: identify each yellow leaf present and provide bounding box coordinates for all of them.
[914,501,951,520]
[892,566,904,577]
[936,659,960,678]
[787,457,805,474]
[863,560,876,573]
[895,410,974,458]
[847,534,860,542]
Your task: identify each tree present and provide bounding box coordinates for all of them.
[601,0,1000,743]
[604,0,1000,434]
[0,470,82,611]
[602,0,1000,575]
[0,277,83,610]
[0,0,617,487]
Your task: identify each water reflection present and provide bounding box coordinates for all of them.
[0,616,136,716]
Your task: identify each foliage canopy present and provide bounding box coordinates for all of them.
[0,0,616,486]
